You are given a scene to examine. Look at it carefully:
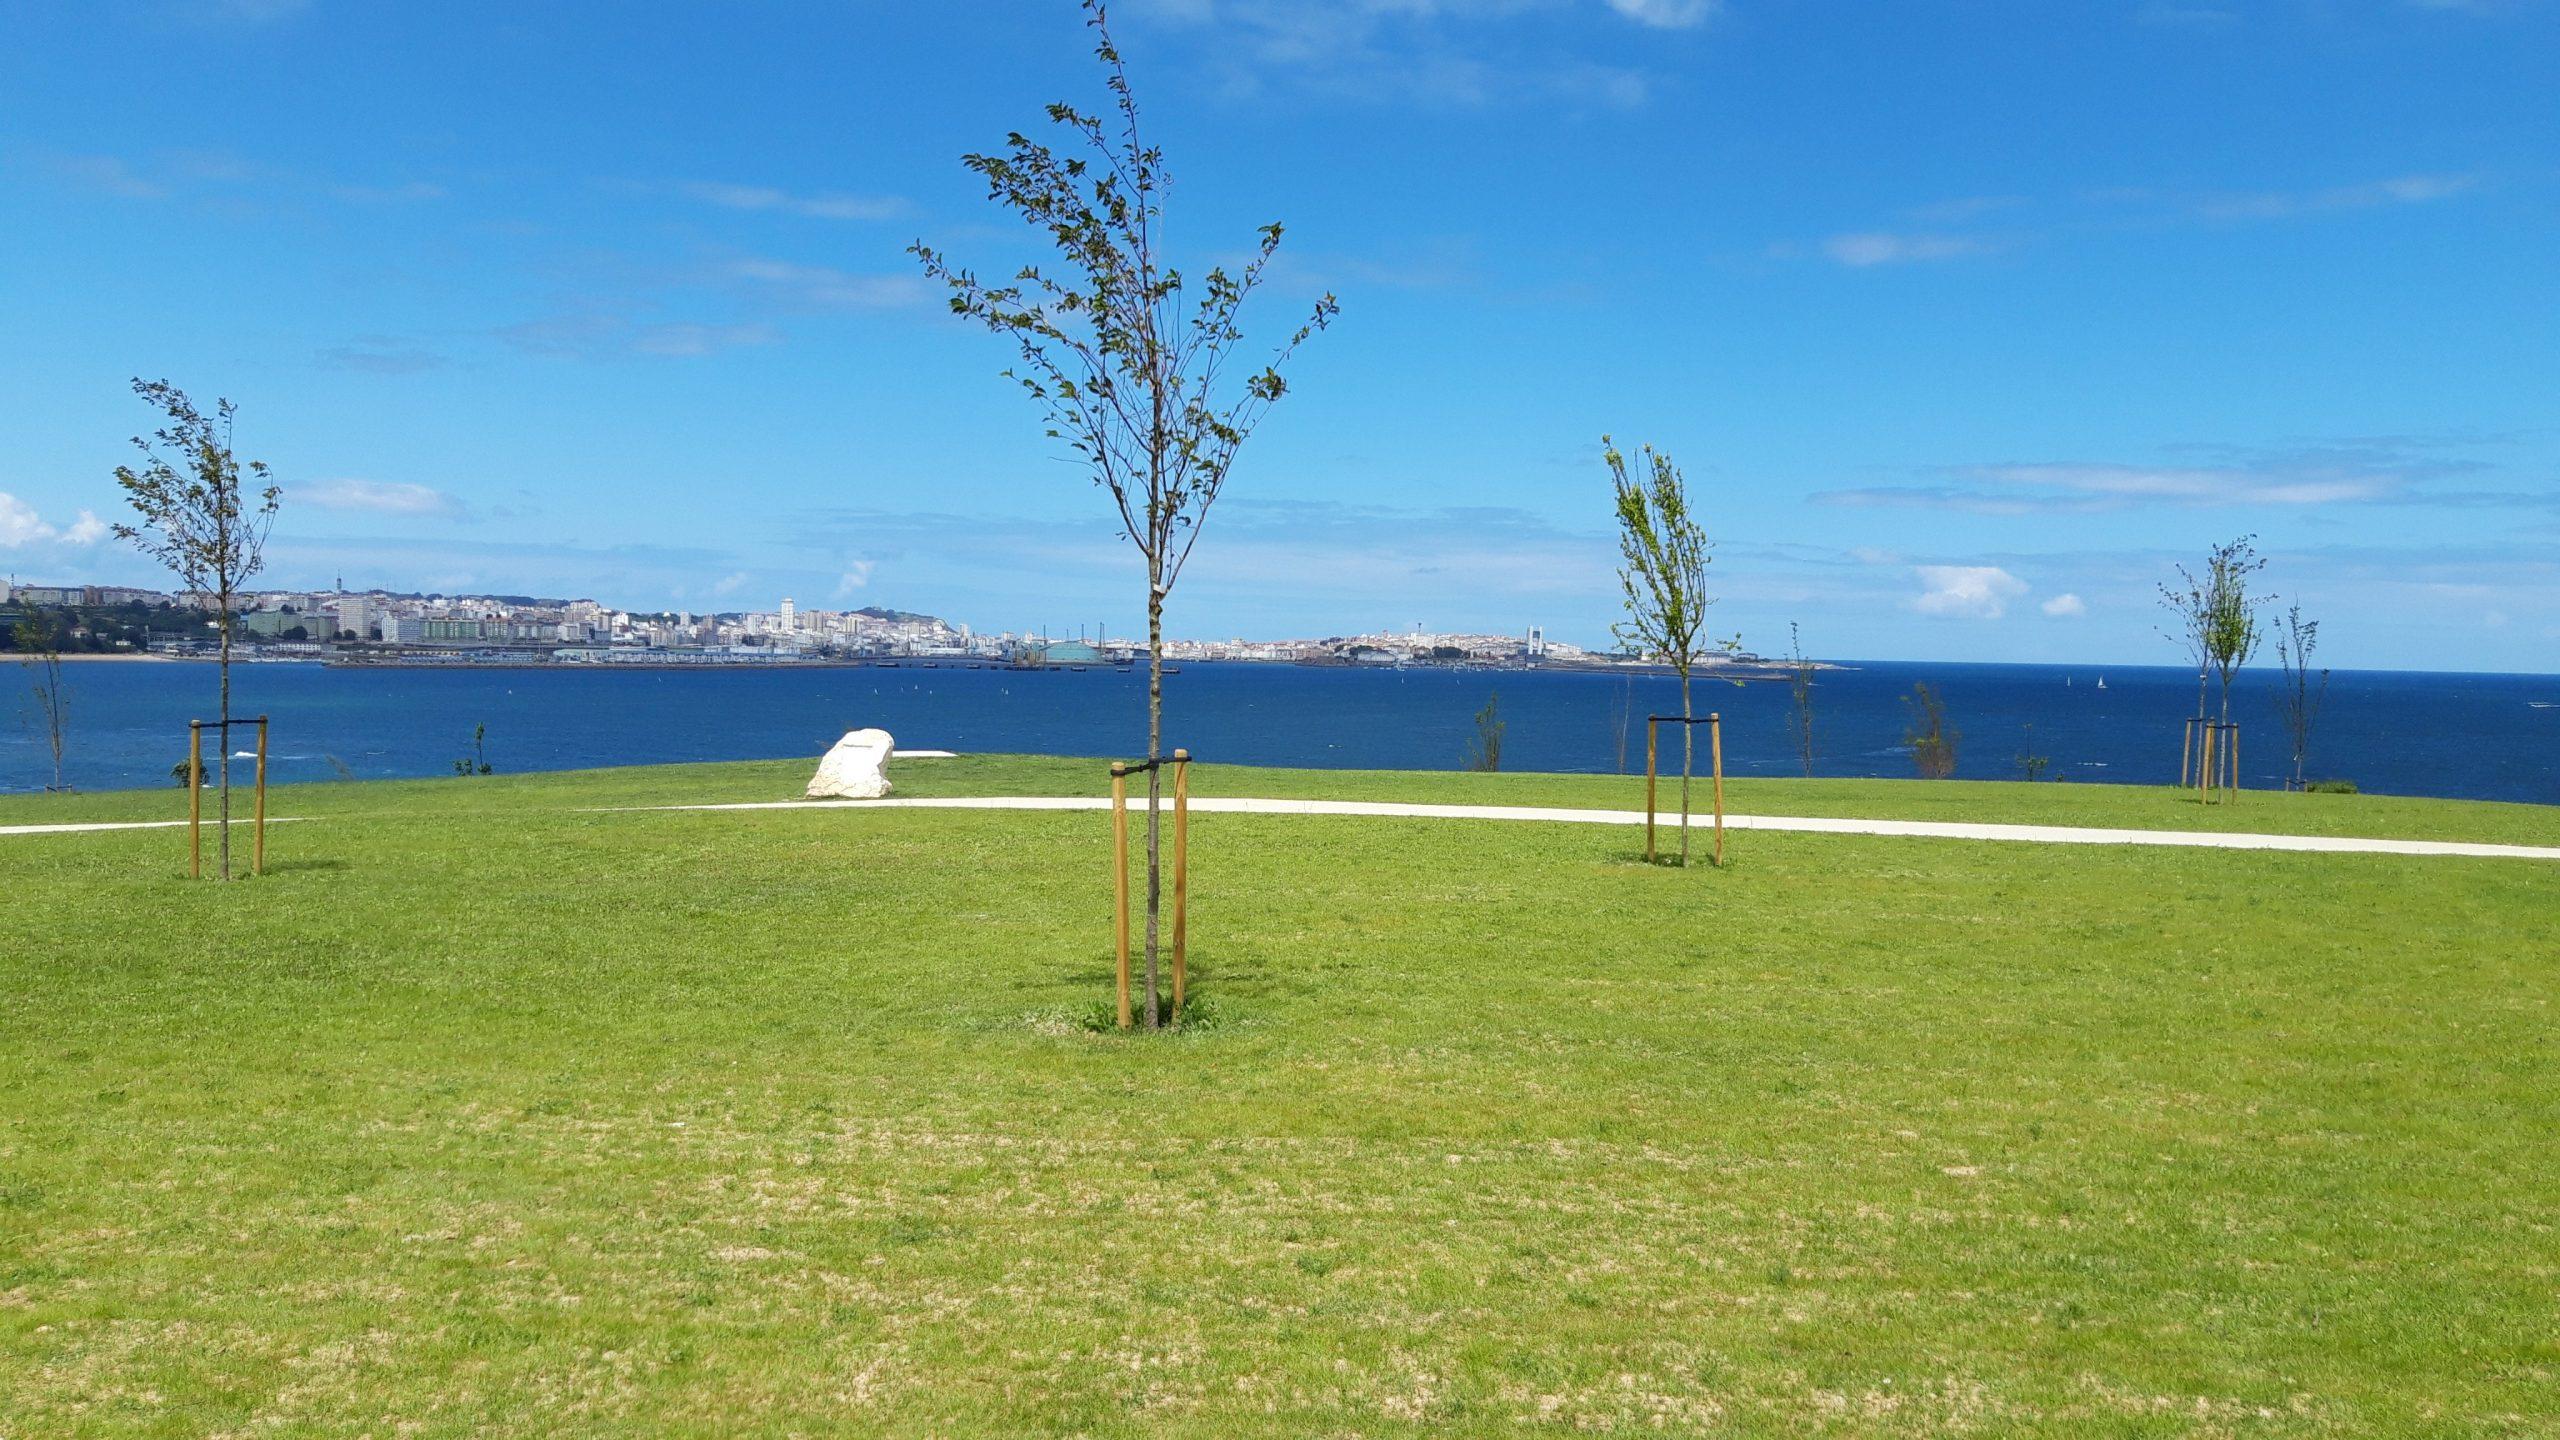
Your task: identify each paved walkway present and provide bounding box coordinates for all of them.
[622,795,2560,863]
[0,817,308,838]
[9,797,2555,862]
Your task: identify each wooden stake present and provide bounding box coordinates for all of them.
[1171,749,1190,1019]
[1111,763,1131,1031]
[1709,713,1726,868]
[2180,717,2196,790]
[2200,723,2218,804]
[1644,719,1659,864]
[254,716,269,877]
[188,722,203,880]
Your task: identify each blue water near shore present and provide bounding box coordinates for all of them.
[4,658,2555,804]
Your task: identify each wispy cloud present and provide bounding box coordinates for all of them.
[1604,0,1719,27]
[48,153,168,200]
[2180,172,2478,222]
[725,258,930,310]
[496,312,782,360]
[186,0,313,22]
[786,497,1620,634]
[298,479,466,519]
[2040,592,2087,618]
[2135,4,2240,27]
[259,532,739,610]
[661,180,908,222]
[1263,239,1479,295]
[1819,232,2003,267]
[1792,170,2483,270]
[40,147,448,213]
[1818,436,2545,515]
[834,560,876,599]
[632,321,784,357]
[328,180,447,205]
[315,337,449,375]
[1130,0,1678,109]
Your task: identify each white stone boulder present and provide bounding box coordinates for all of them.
[806,728,895,800]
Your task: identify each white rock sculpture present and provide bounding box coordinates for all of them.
[806,728,895,800]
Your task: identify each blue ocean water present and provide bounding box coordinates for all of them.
[4,658,2554,804]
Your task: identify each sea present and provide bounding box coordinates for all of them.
[4,659,2555,805]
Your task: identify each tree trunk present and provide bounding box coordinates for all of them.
[217,596,233,882]
[1677,667,1693,866]
[44,653,67,790]
[1142,577,1165,1029]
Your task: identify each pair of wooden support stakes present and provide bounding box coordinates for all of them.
[1642,713,1726,866]
[186,715,272,878]
[1109,748,1193,1030]
[2179,717,2242,802]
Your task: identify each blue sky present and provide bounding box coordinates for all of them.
[3,0,2554,670]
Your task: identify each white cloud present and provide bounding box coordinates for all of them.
[328,181,447,205]
[1820,232,1999,267]
[834,560,876,599]
[52,153,169,201]
[1129,0,1670,109]
[2190,172,2477,222]
[710,571,750,598]
[0,493,109,549]
[727,259,929,310]
[2040,592,2087,618]
[197,0,313,20]
[1817,436,2521,514]
[498,313,787,360]
[1912,565,2028,619]
[1605,0,1718,26]
[669,181,907,222]
[299,479,463,517]
[1967,462,2396,506]
[630,322,782,358]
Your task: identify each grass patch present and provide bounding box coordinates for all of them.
[2,757,2555,1434]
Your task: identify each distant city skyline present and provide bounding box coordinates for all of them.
[3,2,2554,672]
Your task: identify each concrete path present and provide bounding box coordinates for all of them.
[9,795,2553,863]
[621,795,2560,863]
[0,817,307,838]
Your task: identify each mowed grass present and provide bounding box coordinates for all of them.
[2,758,2555,1436]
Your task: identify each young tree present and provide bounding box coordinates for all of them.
[2159,535,2269,781]
[1784,621,1816,779]
[13,612,70,792]
[2161,536,2269,717]
[2159,566,2213,727]
[1903,682,1959,780]
[113,379,280,880]
[2013,721,2050,782]
[2272,602,2328,790]
[1609,436,1735,864]
[914,2,1335,1027]
[1465,691,1504,773]
[2203,540,2270,725]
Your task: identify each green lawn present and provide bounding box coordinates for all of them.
[3,758,2555,1436]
